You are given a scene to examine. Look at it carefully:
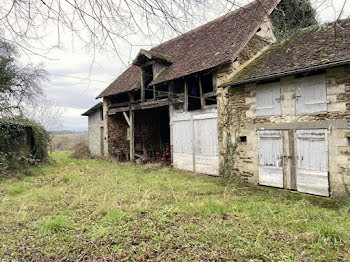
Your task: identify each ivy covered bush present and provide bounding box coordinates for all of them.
[0,117,50,171]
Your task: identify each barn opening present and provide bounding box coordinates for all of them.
[134,106,170,162]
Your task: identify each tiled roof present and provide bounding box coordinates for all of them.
[97,0,279,98]
[82,102,103,116]
[224,19,350,86]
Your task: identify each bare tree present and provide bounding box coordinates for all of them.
[0,0,241,63]
[0,0,348,64]
[23,98,64,131]
[0,39,46,116]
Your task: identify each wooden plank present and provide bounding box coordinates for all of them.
[289,129,297,190]
[296,74,327,114]
[296,129,329,196]
[256,82,281,116]
[194,155,219,176]
[193,117,218,156]
[258,130,284,188]
[173,153,194,172]
[282,131,291,189]
[191,114,196,172]
[109,101,130,108]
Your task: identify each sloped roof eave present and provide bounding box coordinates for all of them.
[221,58,350,88]
[97,0,280,97]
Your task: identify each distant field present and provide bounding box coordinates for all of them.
[0,152,349,260]
[50,131,88,151]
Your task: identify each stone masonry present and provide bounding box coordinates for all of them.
[217,65,350,198]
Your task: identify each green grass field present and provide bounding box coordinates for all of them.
[0,152,349,261]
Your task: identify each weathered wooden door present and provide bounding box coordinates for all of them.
[193,112,219,175]
[258,130,284,188]
[296,129,329,196]
[172,117,193,172]
[171,109,219,175]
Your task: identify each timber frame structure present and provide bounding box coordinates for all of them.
[96,0,278,175]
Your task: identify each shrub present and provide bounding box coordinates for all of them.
[0,117,50,171]
[71,141,91,159]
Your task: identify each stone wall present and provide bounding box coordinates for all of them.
[217,65,350,198]
[88,108,104,156]
[107,113,129,158]
[103,98,109,156]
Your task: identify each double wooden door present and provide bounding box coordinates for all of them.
[171,109,219,175]
[258,129,329,196]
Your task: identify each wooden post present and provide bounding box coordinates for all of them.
[153,85,156,100]
[129,93,135,162]
[212,71,217,90]
[184,78,188,111]
[141,70,145,102]
[168,81,174,100]
[198,76,204,109]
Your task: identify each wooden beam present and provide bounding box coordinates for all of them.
[203,104,217,110]
[184,79,188,111]
[123,112,130,127]
[203,91,217,99]
[198,76,204,109]
[109,101,130,108]
[108,106,129,114]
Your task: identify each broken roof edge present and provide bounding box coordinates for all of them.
[220,58,350,89]
[96,0,280,98]
[132,49,174,66]
[82,102,103,116]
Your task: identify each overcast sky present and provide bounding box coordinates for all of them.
[19,0,350,131]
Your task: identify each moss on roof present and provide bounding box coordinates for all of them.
[224,19,350,86]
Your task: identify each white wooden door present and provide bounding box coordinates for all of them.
[193,112,219,175]
[258,130,284,188]
[296,129,329,196]
[172,117,193,172]
[171,109,219,175]
[256,81,281,116]
[295,74,327,114]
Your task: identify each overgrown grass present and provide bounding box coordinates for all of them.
[0,152,349,260]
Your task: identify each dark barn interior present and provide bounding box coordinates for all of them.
[108,106,170,162]
[134,106,170,161]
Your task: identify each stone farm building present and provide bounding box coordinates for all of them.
[82,102,104,156]
[83,0,350,198]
